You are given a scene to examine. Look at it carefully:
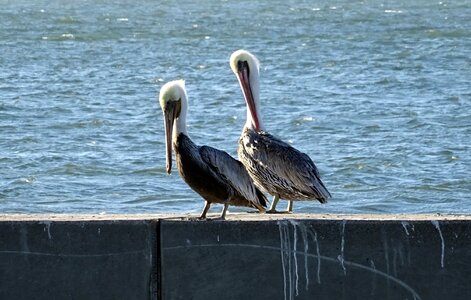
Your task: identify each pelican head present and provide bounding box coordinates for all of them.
[230,50,263,131]
[159,80,187,174]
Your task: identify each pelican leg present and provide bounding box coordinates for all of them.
[286,200,293,213]
[208,203,229,221]
[219,203,229,220]
[266,195,280,214]
[198,201,211,220]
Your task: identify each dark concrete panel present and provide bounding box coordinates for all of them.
[160,219,471,300]
[0,220,157,300]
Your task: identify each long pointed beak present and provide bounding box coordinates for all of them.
[237,62,260,131]
[163,102,177,174]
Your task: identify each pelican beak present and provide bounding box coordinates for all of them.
[237,61,260,131]
[162,101,179,174]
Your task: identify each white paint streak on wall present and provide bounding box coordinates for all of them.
[290,221,299,297]
[39,221,52,240]
[383,235,390,276]
[307,230,322,284]
[337,220,347,275]
[370,260,377,296]
[279,220,314,298]
[431,220,445,268]
[299,224,309,290]
[278,222,288,300]
[401,221,410,236]
[287,226,293,300]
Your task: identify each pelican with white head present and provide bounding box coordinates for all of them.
[230,50,331,213]
[158,80,267,219]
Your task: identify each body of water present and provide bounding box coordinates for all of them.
[1,0,470,214]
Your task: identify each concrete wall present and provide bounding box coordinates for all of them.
[1,214,470,300]
[0,219,157,300]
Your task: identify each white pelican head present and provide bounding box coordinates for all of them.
[158,79,188,174]
[230,49,263,131]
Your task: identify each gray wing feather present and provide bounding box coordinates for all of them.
[243,130,331,199]
[199,146,265,206]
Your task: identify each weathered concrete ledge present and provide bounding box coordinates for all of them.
[1,213,471,300]
[2,212,471,221]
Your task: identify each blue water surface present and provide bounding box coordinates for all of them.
[1,0,470,214]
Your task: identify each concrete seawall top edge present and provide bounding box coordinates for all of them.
[0,213,470,222]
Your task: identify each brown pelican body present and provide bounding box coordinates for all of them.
[159,80,267,219]
[230,50,331,213]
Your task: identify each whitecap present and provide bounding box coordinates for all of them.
[61,33,75,39]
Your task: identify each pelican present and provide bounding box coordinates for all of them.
[229,50,331,213]
[159,80,267,219]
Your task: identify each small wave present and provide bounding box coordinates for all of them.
[61,33,75,39]
[48,118,111,129]
[56,16,81,24]
[123,195,157,204]
[384,9,402,14]
[293,115,315,126]
[364,124,382,132]
[42,33,76,41]
[49,163,118,176]
[425,29,471,38]
[131,167,166,175]
[14,176,37,185]
[416,183,453,192]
